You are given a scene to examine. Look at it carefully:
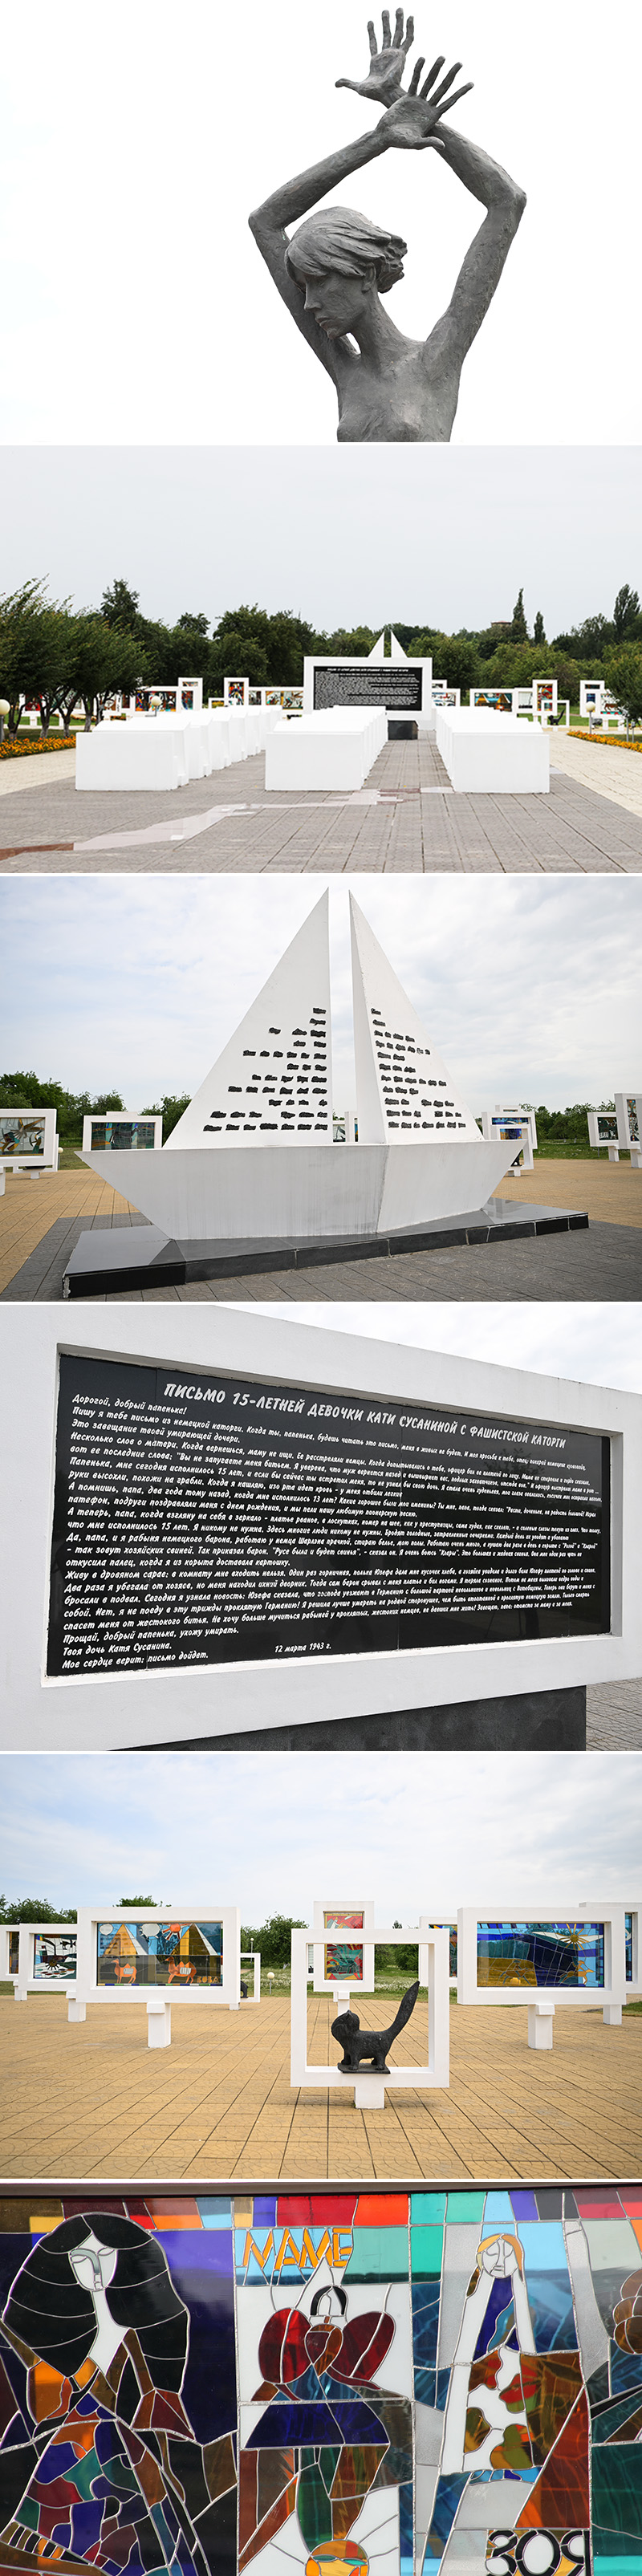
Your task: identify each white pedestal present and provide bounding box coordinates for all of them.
[266,709,385,792]
[147,1997,172,2048]
[603,2002,622,2025]
[14,1987,27,2003]
[528,2001,555,2050]
[631,1150,642,1170]
[67,1998,86,2023]
[75,718,189,793]
[353,2070,387,2109]
[608,1147,620,1163]
[437,709,550,794]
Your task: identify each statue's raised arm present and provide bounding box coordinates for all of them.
[248,12,526,442]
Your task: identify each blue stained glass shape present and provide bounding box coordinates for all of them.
[625,1913,633,1981]
[411,2192,447,2224]
[484,2192,516,2227]
[429,2472,469,2547]
[409,2225,443,2279]
[474,2281,519,2356]
[246,2398,386,2448]
[435,2367,452,2411]
[477,1918,605,1988]
[611,2349,642,2398]
[526,2280,579,2351]
[510,2190,540,2223]
[251,2199,277,2227]
[400,2478,413,2576]
[592,2448,642,2540]
[343,2225,409,2280]
[516,2220,567,2269]
[196,2199,233,2229]
[69,2504,108,2556]
[412,2281,441,2403]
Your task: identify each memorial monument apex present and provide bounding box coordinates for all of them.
[250,10,526,441]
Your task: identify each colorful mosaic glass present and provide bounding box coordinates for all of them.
[2,2190,642,2571]
[95,1920,223,1987]
[323,1916,365,1984]
[476,1923,605,1989]
[33,1932,77,1981]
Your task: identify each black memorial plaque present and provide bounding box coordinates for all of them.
[47,1354,611,1679]
[313,665,424,712]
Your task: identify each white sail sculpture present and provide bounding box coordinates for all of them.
[83,892,514,1241]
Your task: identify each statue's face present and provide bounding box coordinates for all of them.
[302,267,376,337]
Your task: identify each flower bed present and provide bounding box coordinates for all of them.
[0,733,75,762]
[568,729,642,754]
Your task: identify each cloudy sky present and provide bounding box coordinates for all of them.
[245,1304,642,1397]
[1,446,640,639]
[0,1750,638,1918]
[1,874,639,1115]
[2,0,640,446]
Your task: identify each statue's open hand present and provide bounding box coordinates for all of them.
[380,54,473,146]
[336,10,416,107]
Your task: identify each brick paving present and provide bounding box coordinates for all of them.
[1,1991,640,2183]
[2,740,642,872]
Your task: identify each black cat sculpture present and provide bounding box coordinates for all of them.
[331,1977,420,2072]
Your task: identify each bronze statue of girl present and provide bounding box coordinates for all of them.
[250,10,526,442]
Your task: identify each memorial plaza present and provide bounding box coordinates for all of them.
[2,1156,640,1302]
[2,732,642,872]
[1,1987,640,2183]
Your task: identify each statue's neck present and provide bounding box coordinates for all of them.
[351,298,407,369]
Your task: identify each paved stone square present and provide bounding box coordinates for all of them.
[2,1160,640,1301]
[1,1990,640,2182]
[2,737,642,872]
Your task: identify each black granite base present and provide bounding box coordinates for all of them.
[141,1684,587,1753]
[63,1199,589,1295]
[63,1227,185,1296]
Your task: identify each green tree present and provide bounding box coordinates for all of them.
[0,583,73,737]
[533,610,546,647]
[120,1895,157,1905]
[59,615,143,727]
[433,634,481,693]
[100,577,142,632]
[176,611,209,636]
[511,587,528,642]
[613,583,641,642]
[141,1094,190,1140]
[603,643,642,738]
[0,1896,77,1922]
[240,1913,307,1969]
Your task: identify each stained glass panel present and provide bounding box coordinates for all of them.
[477,1922,605,1989]
[1,2189,641,2571]
[95,1920,223,1986]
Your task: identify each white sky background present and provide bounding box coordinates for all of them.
[1,874,640,1115]
[1,446,640,639]
[2,1,640,445]
[0,1751,640,1916]
[241,1306,642,1398]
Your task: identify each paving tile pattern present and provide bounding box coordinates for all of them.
[2,1166,640,1301]
[2,741,642,871]
[1,1993,640,2182]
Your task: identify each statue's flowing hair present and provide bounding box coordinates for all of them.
[286,207,407,295]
